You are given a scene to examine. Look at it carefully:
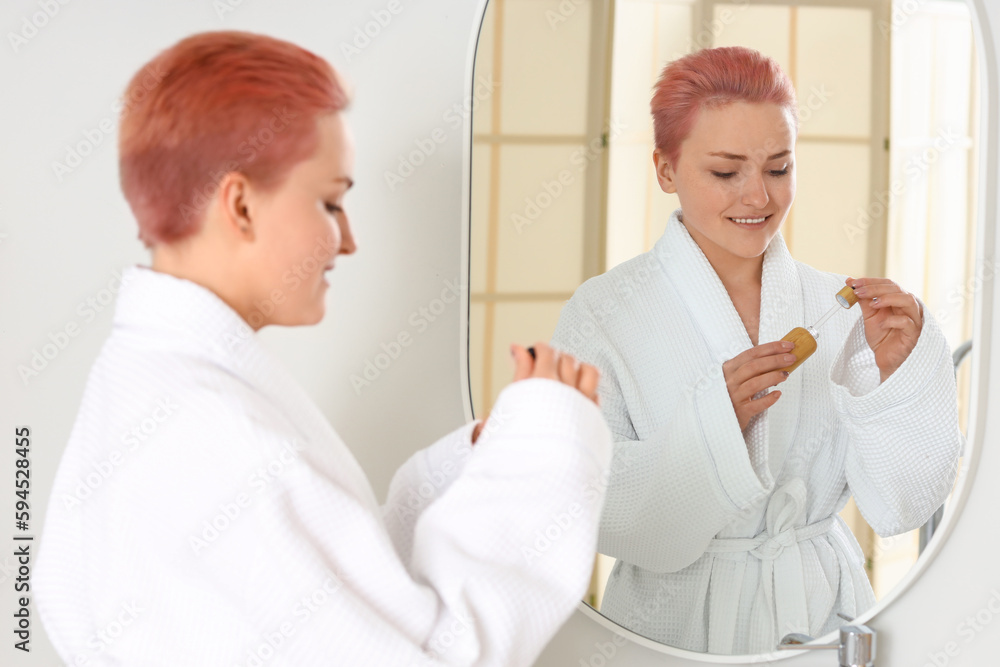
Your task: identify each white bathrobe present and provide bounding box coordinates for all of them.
[34,265,613,667]
[550,208,963,654]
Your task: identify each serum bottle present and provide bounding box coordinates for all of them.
[779,285,859,373]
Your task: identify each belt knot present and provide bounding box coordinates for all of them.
[751,527,797,560]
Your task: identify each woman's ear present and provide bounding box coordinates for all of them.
[218,172,256,240]
[652,149,678,194]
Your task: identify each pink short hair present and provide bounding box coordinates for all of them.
[118,31,351,247]
[650,46,798,168]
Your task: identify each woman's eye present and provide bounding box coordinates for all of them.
[711,171,737,179]
[325,202,343,214]
[770,168,789,176]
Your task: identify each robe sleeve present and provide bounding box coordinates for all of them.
[551,295,770,574]
[829,298,964,536]
[382,420,479,566]
[403,378,613,664]
[188,377,612,667]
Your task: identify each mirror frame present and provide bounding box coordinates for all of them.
[458,0,997,661]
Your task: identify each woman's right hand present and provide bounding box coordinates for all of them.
[511,342,600,404]
[472,342,600,444]
[722,341,796,431]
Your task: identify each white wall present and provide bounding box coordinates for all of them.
[1,0,997,665]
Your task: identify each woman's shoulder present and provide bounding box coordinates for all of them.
[85,331,288,444]
[569,248,671,308]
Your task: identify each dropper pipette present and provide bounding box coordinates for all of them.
[778,285,860,373]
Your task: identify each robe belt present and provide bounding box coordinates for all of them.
[703,515,835,558]
[701,478,833,654]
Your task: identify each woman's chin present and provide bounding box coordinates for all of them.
[721,241,770,260]
[299,306,326,326]
[270,303,326,327]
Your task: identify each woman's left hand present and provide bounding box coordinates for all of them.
[847,276,923,382]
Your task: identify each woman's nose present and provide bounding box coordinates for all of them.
[338,216,357,255]
[741,173,770,209]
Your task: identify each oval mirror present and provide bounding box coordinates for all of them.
[467,0,981,656]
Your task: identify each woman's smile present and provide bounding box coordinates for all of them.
[726,213,773,230]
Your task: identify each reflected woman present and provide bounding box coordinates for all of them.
[34,31,612,666]
[551,46,963,654]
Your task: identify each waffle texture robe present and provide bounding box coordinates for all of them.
[550,208,963,654]
[35,265,613,666]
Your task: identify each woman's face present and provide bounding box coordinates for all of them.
[653,101,796,268]
[245,112,357,327]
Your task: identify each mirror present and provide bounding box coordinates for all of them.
[467,0,980,656]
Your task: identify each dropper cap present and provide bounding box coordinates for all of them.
[836,285,859,308]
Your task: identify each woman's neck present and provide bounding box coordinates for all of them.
[683,224,764,292]
[708,249,763,295]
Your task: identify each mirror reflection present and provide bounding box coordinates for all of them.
[469,0,979,656]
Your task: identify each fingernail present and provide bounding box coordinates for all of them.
[782,341,794,350]
[872,296,879,304]
[784,354,796,363]
[855,288,868,296]
[782,371,790,378]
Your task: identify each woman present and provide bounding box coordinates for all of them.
[550,46,963,654]
[34,31,612,666]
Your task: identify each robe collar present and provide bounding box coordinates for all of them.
[112,264,380,508]
[654,208,804,486]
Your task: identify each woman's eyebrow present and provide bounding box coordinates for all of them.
[708,150,791,161]
[333,176,355,189]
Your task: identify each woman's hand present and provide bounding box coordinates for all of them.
[847,276,923,382]
[472,342,600,444]
[722,341,795,431]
